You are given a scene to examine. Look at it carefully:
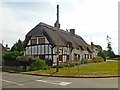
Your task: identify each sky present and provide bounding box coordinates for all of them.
[0,0,119,54]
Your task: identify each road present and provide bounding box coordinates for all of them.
[1,72,119,89]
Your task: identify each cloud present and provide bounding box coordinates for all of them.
[59,0,118,54]
[0,0,119,54]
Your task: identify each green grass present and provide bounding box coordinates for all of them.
[23,61,120,77]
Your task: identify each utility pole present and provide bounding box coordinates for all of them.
[56,5,60,72]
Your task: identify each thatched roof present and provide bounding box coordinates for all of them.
[24,22,93,52]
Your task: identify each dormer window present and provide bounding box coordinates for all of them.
[31,38,37,45]
[38,38,45,44]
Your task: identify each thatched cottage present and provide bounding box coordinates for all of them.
[23,22,98,64]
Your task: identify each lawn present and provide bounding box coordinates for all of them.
[23,61,120,77]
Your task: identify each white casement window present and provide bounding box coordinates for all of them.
[84,54,86,59]
[34,46,38,55]
[90,55,92,59]
[88,54,90,59]
[45,45,48,54]
[41,45,44,54]
[74,53,77,60]
[38,38,45,44]
[38,45,41,54]
[49,47,52,54]
[31,39,37,45]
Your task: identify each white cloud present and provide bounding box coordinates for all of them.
[0,0,119,54]
[59,0,118,54]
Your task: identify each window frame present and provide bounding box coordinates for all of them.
[38,37,45,44]
[30,38,37,45]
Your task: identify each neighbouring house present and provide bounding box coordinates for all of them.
[0,43,7,54]
[23,22,98,65]
[0,44,4,66]
[0,43,10,66]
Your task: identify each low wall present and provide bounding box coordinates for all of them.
[2,66,31,72]
[2,60,32,71]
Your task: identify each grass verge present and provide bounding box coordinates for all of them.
[22,61,120,77]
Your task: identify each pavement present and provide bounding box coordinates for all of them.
[1,72,119,88]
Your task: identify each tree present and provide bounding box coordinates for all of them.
[106,35,116,58]
[106,35,112,52]
[3,51,23,61]
[11,39,24,52]
[95,45,106,61]
[107,50,115,58]
[95,45,102,51]
[97,50,106,61]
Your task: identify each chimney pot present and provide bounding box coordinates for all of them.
[70,29,75,35]
[91,42,94,49]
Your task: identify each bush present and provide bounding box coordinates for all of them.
[52,62,77,68]
[17,56,36,61]
[81,59,90,64]
[92,56,104,63]
[3,51,21,61]
[52,63,66,68]
[69,63,76,67]
[31,59,50,70]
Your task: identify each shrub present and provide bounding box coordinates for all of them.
[81,59,90,64]
[29,56,37,61]
[69,63,76,67]
[17,56,36,61]
[31,59,50,70]
[52,62,81,68]
[64,62,77,67]
[52,63,66,68]
[92,56,104,63]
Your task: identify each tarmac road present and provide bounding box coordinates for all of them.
[1,72,119,89]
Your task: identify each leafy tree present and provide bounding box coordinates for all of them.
[115,55,120,58]
[106,35,112,52]
[97,50,106,61]
[3,39,24,61]
[95,45,102,51]
[3,51,23,61]
[107,50,116,58]
[11,39,24,52]
[95,45,106,61]
[106,35,116,58]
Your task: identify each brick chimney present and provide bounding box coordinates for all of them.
[54,5,60,28]
[70,29,75,35]
[54,21,60,28]
[91,42,94,49]
[5,44,10,51]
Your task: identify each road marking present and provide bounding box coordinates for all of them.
[58,82,72,86]
[1,79,24,86]
[36,80,72,86]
